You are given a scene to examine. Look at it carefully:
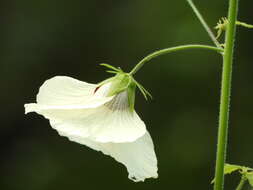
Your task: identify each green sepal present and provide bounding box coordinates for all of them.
[132,77,152,100]
[106,73,137,112]
[127,82,136,112]
[100,63,122,72]
[98,64,153,112]
[106,70,119,74]
[107,73,131,96]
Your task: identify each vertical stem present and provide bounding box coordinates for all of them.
[186,0,221,48]
[214,1,239,190]
[235,176,247,190]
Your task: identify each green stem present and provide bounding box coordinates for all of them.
[186,0,221,48]
[236,21,253,28]
[214,1,239,190]
[235,176,247,190]
[129,44,223,75]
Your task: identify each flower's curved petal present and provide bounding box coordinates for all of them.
[59,131,158,182]
[42,91,146,143]
[25,76,114,113]
[49,108,146,143]
[26,91,146,143]
[37,76,97,105]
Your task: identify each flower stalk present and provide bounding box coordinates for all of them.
[129,44,223,75]
[214,1,239,190]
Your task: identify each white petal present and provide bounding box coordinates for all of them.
[25,76,114,113]
[41,91,146,143]
[37,76,96,105]
[60,131,158,182]
[25,77,146,142]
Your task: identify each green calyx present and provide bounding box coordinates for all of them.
[99,64,152,112]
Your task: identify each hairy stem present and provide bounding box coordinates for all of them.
[129,44,223,75]
[186,0,221,48]
[214,0,239,190]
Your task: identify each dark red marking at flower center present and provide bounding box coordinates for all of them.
[94,86,100,94]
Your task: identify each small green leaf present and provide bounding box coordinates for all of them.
[246,172,253,187]
[211,164,243,184]
[127,82,136,112]
[224,164,243,175]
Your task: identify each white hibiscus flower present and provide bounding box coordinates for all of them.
[24,65,158,182]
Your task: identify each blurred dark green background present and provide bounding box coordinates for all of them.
[1,0,253,189]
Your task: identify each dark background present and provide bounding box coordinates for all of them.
[1,0,253,190]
